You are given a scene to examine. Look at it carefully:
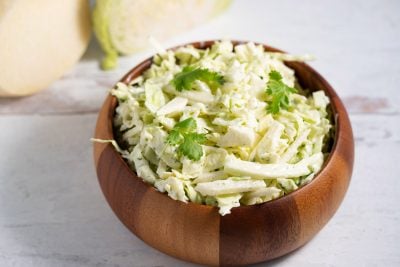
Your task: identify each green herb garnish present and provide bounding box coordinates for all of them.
[166,118,206,161]
[266,70,297,114]
[172,66,225,91]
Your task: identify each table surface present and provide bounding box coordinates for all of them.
[1,0,399,266]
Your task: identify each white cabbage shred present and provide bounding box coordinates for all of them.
[108,41,332,215]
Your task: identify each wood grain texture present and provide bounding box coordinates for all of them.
[93,41,354,266]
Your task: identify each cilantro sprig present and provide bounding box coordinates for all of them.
[266,70,297,114]
[172,66,225,92]
[166,118,207,161]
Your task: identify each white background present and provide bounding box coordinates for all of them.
[1,0,399,266]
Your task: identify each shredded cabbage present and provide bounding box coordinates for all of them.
[107,41,332,215]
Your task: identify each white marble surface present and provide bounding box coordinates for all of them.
[1,0,400,266]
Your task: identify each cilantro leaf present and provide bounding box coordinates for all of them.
[177,137,204,161]
[173,117,197,133]
[172,66,225,92]
[266,70,297,114]
[166,117,207,161]
[269,70,282,81]
[166,130,183,145]
[185,132,207,144]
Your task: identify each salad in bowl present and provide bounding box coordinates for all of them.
[96,41,333,215]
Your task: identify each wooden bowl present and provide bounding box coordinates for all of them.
[93,41,354,266]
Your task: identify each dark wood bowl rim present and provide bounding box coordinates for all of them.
[100,40,344,212]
